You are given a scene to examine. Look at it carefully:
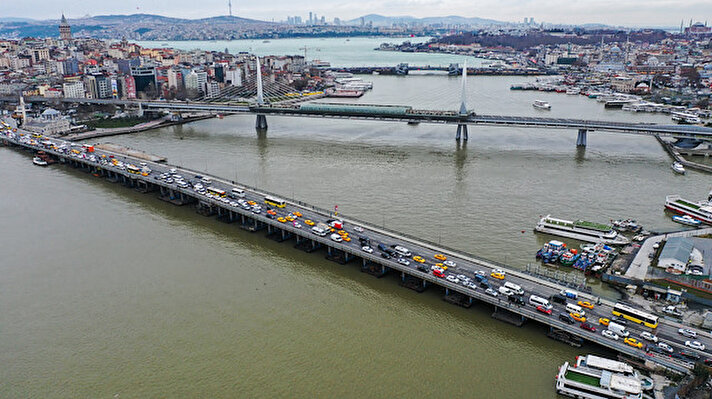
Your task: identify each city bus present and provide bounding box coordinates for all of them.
[264,195,286,208]
[127,165,141,174]
[611,303,659,329]
[207,187,227,197]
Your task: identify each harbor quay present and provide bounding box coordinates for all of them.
[1,121,709,375]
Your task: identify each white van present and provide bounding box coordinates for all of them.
[393,245,411,257]
[504,282,524,295]
[230,188,245,198]
[566,303,585,316]
[529,295,552,310]
[311,226,327,237]
[498,286,514,296]
[201,177,212,185]
[607,322,629,337]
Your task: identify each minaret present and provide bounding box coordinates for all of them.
[19,96,27,125]
[59,14,72,41]
[228,0,232,16]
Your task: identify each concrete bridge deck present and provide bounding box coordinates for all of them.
[2,122,709,374]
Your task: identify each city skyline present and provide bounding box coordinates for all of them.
[3,0,712,27]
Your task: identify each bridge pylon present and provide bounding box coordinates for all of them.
[255,56,268,130]
[576,129,587,147]
[456,61,469,141]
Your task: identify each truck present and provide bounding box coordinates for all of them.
[607,322,629,338]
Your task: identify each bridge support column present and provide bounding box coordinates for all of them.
[256,114,268,130]
[576,129,587,147]
[456,124,468,141]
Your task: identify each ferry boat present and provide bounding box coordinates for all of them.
[576,354,653,392]
[535,215,630,245]
[532,100,551,110]
[672,215,702,227]
[559,250,580,266]
[671,162,685,174]
[536,240,567,264]
[566,88,580,95]
[32,156,48,166]
[665,195,712,225]
[327,88,365,98]
[671,111,701,125]
[556,360,643,399]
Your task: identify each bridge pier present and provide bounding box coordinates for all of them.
[576,129,587,147]
[456,124,468,141]
[255,114,268,130]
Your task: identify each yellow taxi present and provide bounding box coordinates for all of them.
[624,337,643,349]
[343,236,351,242]
[247,200,257,206]
[434,254,447,261]
[598,318,610,326]
[337,230,347,236]
[293,211,302,217]
[412,256,425,263]
[304,219,315,226]
[490,269,506,280]
[285,215,295,222]
[435,263,447,271]
[570,312,586,323]
[277,217,286,223]
[578,301,594,310]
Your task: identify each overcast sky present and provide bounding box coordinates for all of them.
[7,0,712,27]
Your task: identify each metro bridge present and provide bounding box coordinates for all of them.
[6,59,712,146]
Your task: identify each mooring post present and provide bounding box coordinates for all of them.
[576,129,587,147]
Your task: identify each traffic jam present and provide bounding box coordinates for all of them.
[3,123,710,369]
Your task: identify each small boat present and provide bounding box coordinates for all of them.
[32,156,48,166]
[672,215,701,227]
[532,100,551,110]
[671,162,685,174]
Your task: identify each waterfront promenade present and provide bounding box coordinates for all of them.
[2,119,709,374]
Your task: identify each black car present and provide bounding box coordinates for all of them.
[551,294,567,305]
[610,317,628,326]
[416,264,429,273]
[679,351,701,361]
[508,295,525,305]
[479,280,491,289]
[380,252,391,259]
[559,313,576,324]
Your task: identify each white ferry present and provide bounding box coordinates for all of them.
[576,354,654,392]
[665,195,712,225]
[556,361,643,399]
[32,156,48,166]
[535,215,630,245]
[532,100,551,110]
[671,111,701,125]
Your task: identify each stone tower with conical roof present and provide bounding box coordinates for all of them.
[59,14,72,41]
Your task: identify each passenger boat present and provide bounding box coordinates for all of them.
[611,219,642,233]
[665,195,712,225]
[535,215,630,245]
[566,88,580,95]
[32,156,48,166]
[532,100,551,110]
[671,111,701,125]
[672,215,702,227]
[671,162,685,174]
[556,359,643,399]
[576,355,653,391]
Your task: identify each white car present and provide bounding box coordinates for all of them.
[485,288,498,297]
[443,260,456,268]
[685,341,706,351]
[602,330,619,341]
[361,246,373,254]
[640,331,658,343]
[446,275,460,284]
[456,274,467,281]
[498,286,514,296]
[330,233,342,242]
[292,222,302,229]
[396,258,410,266]
[353,226,364,233]
[678,328,697,338]
[466,282,477,290]
[656,342,674,354]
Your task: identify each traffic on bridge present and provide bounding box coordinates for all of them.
[2,118,710,374]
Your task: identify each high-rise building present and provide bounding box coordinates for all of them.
[31,48,50,64]
[130,65,157,93]
[309,12,313,25]
[62,80,85,98]
[59,14,72,41]
[120,75,136,99]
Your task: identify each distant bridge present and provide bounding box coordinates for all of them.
[5,58,712,145]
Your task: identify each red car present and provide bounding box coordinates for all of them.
[580,322,596,332]
[433,269,445,278]
[536,305,552,315]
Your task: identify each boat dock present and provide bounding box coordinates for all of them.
[2,122,709,375]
